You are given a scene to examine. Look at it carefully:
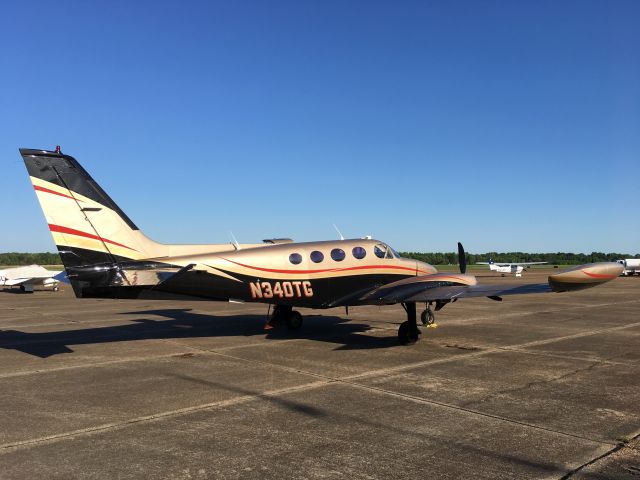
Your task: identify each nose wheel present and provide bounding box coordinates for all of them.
[420,307,435,326]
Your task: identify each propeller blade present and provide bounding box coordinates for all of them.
[458,242,467,274]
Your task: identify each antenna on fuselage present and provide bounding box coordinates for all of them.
[333,224,345,240]
[229,231,241,250]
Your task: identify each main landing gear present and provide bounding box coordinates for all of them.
[398,302,420,345]
[398,303,438,345]
[266,305,303,331]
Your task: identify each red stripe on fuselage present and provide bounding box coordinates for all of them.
[48,224,137,252]
[581,270,616,279]
[222,258,431,275]
[34,185,80,202]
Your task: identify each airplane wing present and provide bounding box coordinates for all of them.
[507,262,548,266]
[346,262,621,306]
[2,277,49,286]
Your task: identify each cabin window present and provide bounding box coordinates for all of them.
[310,251,324,263]
[289,253,302,265]
[331,248,345,262]
[352,246,366,259]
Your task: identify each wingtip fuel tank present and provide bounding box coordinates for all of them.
[548,262,624,292]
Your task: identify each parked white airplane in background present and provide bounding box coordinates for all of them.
[0,265,62,292]
[477,259,548,277]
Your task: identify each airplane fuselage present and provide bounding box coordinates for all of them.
[489,264,524,276]
[78,239,438,307]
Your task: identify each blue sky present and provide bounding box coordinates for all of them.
[1,0,638,253]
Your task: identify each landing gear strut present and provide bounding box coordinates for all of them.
[398,302,421,345]
[267,305,304,330]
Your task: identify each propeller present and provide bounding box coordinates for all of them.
[457,242,467,274]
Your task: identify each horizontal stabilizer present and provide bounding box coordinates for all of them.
[53,271,70,284]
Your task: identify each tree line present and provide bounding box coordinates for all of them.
[0,252,62,266]
[400,251,640,265]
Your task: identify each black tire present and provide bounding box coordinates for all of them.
[398,321,419,345]
[271,305,291,324]
[286,311,303,330]
[420,308,435,326]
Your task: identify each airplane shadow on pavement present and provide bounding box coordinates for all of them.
[0,308,399,358]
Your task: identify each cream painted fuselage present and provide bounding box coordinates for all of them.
[105,239,438,308]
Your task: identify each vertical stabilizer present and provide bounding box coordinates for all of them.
[21,147,264,298]
[20,148,159,268]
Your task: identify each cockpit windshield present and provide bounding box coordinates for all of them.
[374,243,398,259]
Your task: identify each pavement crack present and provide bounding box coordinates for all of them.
[560,432,640,479]
[498,348,631,367]
[443,343,482,351]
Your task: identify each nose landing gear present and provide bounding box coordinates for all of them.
[420,307,435,327]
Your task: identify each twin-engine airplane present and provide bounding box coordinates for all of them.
[20,147,623,345]
[477,259,548,277]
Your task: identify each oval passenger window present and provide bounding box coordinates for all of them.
[352,246,366,259]
[310,251,324,263]
[331,248,345,261]
[289,253,302,265]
